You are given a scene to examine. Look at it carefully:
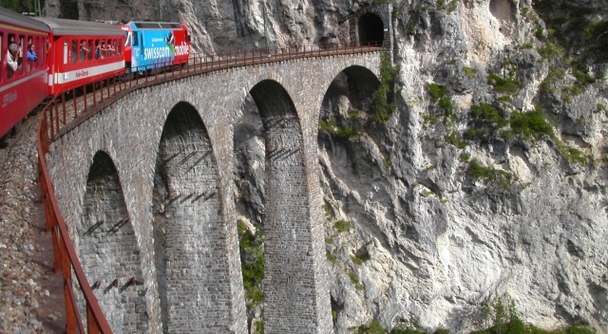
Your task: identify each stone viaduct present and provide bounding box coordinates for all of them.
[43,5,391,334]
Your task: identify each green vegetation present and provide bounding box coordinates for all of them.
[463,66,477,79]
[427,83,455,121]
[334,219,352,232]
[463,128,485,140]
[406,19,416,35]
[471,104,507,128]
[237,220,264,308]
[467,159,516,190]
[326,251,337,263]
[319,117,360,139]
[357,319,387,334]
[350,252,370,265]
[445,132,466,149]
[534,0,608,57]
[509,109,553,141]
[253,320,263,334]
[373,51,400,123]
[353,298,597,334]
[597,103,608,116]
[518,43,534,49]
[0,0,44,15]
[347,269,364,290]
[421,113,439,126]
[437,0,458,12]
[487,73,520,94]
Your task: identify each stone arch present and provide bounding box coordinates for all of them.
[152,101,228,333]
[358,12,385,45]
[247,79,325,333]
[81,150,147,333]
[232,93,265,332]
[318,65,393,330]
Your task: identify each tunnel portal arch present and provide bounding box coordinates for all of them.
[358,13,385,45]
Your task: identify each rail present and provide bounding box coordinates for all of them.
[36,41,383,333]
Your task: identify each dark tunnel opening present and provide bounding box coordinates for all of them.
[358,13,384,45]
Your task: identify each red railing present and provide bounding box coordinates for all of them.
[36,41,383,333]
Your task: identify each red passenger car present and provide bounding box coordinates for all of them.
[33,17,126,96]
[0,7,49,139]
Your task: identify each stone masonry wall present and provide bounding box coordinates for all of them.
[46,52,381,333]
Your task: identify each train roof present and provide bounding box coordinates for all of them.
[0,7,50,33]
[127,21,183,30]
[33,17,125,37]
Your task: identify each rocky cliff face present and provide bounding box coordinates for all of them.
[48,0,608,332]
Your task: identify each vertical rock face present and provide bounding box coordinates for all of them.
[48,0,608,332]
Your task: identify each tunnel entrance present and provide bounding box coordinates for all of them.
[358,13,384,45]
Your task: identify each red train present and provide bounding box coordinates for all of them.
[0,7,191,141]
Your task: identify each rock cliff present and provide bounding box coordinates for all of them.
[46,0,608,332]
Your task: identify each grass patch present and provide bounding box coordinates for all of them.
[237,220,265,308]
[467,159,516,190]
[487,73,520,94]
[351,252,370,265]
[319,117,359,139]
[334,220,351,232]
[427,83,455,121]
[471,103,507,127]
[356,319,386,334]
[372,51,399,123]
[463,66,477,79]
[597,103,608,116]
[347,269,364,290]
[326,251,337,263]
[509,109,553,141]
[463,128,485,140]
[446,132,466,149]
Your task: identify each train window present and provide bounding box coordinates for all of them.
[63,40,68,64]
[25,37,31,73]
[125,32,131,47]
[132,32,138,47]
[6,33,19,79]
[71,40,78,63]
[87,40,93,61]
[80,40,90,61]
[117,41,122,56]
[94,39,100,59]
[107,39,115,57]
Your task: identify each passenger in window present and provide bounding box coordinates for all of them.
[80,41,90,61]
[7,43,22,77]
[106,41,115,56]
[95,41,102,59]
[26,43,38,62]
